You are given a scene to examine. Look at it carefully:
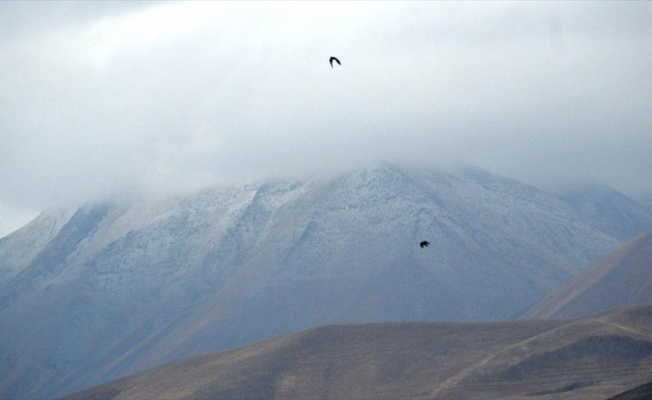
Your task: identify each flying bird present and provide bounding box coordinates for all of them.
[420,241,430,248]
[329,56,341,68]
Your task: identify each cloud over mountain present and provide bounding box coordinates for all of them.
[2,2,652,236]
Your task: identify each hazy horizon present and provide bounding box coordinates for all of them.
[2,1,652,236]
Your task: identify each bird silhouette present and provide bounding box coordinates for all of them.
[329,56,341,68]
[420,241,430,248]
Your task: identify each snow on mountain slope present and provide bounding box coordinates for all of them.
[0,163,644,399]
[554,184,652,242]
[0,208,75,287]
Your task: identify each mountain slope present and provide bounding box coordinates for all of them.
[63,305,652,400]
[522,229,652,319]
[0,163,644,399]
[554,184,652,242]
[609,381,652,400]
[0,207,76,287]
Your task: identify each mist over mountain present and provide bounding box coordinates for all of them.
[1,163,650,399]
[3,3,651,397]
[3,2,652,240]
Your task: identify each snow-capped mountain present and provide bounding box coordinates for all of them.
[0,163,647,399]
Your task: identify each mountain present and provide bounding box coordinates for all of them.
[63,305,652,400]
[553,184,652,242]
[522,229,652,319]
[0,163,646,399]
[636,192,652,211]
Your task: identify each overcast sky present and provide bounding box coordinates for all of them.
[1,1,652,237]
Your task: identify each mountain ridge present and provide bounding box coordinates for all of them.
[522,229,652,319]
[554,184,652,242]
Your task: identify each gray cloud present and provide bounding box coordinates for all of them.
[1,1,652,236]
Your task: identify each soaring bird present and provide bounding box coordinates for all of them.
[420,241,430,248]
[329,56,341,68]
